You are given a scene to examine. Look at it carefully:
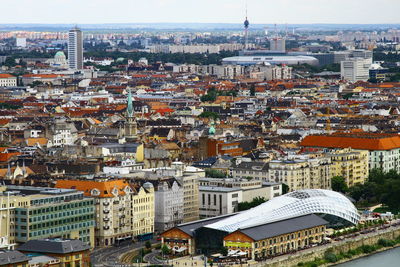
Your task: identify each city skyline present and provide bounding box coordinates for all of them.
[1,0,400,25]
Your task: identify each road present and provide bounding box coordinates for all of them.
[91,239,159,267]
[143,249,166,265]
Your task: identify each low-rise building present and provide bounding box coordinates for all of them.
[199,187,242,218]
[199,177,282,202]
[18,239,91,267]
[0,250,30,267]
[223,214,328,260]
[0,74,17,87]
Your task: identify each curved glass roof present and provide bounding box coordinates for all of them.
[206,189,360,232]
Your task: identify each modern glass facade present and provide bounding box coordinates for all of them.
[14,190,95,247]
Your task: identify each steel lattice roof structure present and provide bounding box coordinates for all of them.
[206,189,360,232]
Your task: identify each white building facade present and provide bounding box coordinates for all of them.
[68,27,83,69]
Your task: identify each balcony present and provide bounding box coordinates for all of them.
[103,218,110,222]
[103,209,110,214]
[103,226,110,230]
[103,202,110,206]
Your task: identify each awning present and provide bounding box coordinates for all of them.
[117,236,132,240]
[237,251,247,256]
[228,250,239,256]
[175,247,187,253]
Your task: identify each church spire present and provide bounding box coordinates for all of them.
[6,163,12,179]
[127,89,134,117]
[124,88,138,141]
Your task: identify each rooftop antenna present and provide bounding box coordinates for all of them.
[285,23,288,38]
[244,0,250,50]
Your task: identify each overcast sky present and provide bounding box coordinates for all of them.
[1,0,399,24]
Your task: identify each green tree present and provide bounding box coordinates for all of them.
[199,111,219,120]
[145,241,152,250]
[220,246,228,256]
[282,184,289,194]
[249,84,255,96]
[205,169,226,178]
[238,197,266,211]
[161,244,170,256]
[331,176,348,193]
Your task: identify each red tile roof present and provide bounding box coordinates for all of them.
[301,133,400,151]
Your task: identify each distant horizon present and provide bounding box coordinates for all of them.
[2,0,400,25]
[1,22,400,26]
[1,22,399,32]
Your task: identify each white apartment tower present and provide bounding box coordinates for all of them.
[270,38,286,53]
[341,57,372,83]
[68,26,83,69]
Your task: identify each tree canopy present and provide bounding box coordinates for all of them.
[238,197,267,211]
[349,168,400,213]
[331,176,349,193]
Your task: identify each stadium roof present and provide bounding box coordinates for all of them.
[222,55,319,66]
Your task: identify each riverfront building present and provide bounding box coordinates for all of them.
[223,214,327,260]
[161,189,359,257]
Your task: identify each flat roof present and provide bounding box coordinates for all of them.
[199,186,242,193]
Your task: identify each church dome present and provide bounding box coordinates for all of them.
[55,51,66,59]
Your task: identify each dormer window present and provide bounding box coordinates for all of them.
[112,187,119,197]
[91,188,100,196]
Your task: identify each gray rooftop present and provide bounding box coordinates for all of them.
[199,186,242,193]
[0,250,30,265]
[235,214,328,241]
[18,239,90,254]
[175,213,238,237]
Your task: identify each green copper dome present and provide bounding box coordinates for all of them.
[209,126,216,135]
[55,51,66,57]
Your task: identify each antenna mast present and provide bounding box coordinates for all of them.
[244,0,250,50]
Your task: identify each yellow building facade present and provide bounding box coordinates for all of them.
[132,183,155,238]
[328,148,369,187]
[0,187,30,250]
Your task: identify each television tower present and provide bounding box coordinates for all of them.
[244,0,250,49]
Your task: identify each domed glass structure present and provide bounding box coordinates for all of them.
[206,189,360,232]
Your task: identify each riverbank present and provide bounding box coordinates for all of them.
[325,243,400,266]
[333,246,400,266]
[247,222,400,267]
[283,226,400,267]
